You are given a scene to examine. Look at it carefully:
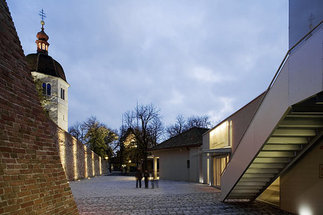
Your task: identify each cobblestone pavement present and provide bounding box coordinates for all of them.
[70,176,292,215]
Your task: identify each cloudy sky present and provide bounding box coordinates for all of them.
[7,0,288,131]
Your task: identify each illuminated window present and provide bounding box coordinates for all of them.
[45,45,48,51]
[209,120,232,149]
[60,88,65,100]
[42,43,45,50]
[46,83,51,96]
[38,43,41,49]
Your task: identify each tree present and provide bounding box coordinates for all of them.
[69,117,118,159]
[68,121,86,143]
[123,104,164,171]
[166,115,186,137]
[186,115,211,129]
[166,115,211,138]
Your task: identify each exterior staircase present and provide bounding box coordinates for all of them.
[220,21,323,202]
[227,96,323,201]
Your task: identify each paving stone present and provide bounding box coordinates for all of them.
[70,176,292,215]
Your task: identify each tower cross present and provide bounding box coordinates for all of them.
[39,9,46,30]
[39,9,46,21]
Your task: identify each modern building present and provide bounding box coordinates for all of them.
[151,127,208,182]
[25,17,69,131]
[200,0,323,214]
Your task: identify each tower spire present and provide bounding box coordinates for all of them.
[36,9,49,54]
[39,9,46,31]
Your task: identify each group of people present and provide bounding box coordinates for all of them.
[135,168,158,189]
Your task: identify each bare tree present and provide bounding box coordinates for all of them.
[186,115,211,129]
[166,115,211,138]
[68,121,86,143]
[123,103,164,170]
[166,115,186,138]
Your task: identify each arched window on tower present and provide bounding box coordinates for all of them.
[47,83,51,96]
[42,43,45,50]
[38,43,41,49]
[42,83,46,95]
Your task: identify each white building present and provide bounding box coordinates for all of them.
[26,19,69,131]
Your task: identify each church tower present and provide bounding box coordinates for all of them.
[26,10,69,131]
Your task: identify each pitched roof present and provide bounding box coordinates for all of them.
[151,127,209,150]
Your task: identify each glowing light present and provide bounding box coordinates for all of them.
[84,145,88,178]
[99,156,102,175]
[128,160,131,163]
[199,177,204,183]
[104,156,108,160]
[299,205,312,215]
[209,121,230,149]
[73,138,78,180]
[92,152,95,176]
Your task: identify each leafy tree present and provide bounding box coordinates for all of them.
[166,115,211,138]
[69,116,118,159]
[123,104,164,170]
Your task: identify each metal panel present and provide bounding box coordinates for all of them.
[288,27,323,105]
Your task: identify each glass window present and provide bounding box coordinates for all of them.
[42,83,46,95]
[60,88,65,100]
[45,45,48,51]
[38,43,41,49]
[47,83,51,96]
[42,43,45,50]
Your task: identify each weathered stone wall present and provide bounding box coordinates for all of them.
[0,1,79,214]
[49,120,108,181]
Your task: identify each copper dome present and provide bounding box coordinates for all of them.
[36,30,49,41]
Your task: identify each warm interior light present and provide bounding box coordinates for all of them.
[128,160,131,163]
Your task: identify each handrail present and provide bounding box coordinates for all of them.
[267,20,323,90]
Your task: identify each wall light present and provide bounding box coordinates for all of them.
[299,205,312,215]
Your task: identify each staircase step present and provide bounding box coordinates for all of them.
[272,128,316,137]
[237,181,267,186]
[239,177,271,182]
[267,137,308,144]
[246,168,280,174]
[262,144,303,151]
[253,157,290,163]
[279,119,323,128]
[242,173,275,178]
[258,151,295,158]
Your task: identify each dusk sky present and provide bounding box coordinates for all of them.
[7,1,288,131]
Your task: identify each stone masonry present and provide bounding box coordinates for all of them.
[0,1,79,214]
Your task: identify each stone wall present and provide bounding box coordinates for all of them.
[0,1,79,214]
[49,121,108,181]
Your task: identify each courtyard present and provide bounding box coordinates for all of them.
[70,176,292,215]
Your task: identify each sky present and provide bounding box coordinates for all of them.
[7,0,288,131]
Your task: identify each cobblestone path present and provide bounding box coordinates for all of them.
[70,176,292,215]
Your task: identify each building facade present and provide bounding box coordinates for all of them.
[151,127,208,182]
[200,1,323,214]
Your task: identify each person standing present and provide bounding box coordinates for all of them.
[135,168,142,188]
[144,170,149,188]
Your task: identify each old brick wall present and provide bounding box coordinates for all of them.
[0,1,79,214]
[49,120,108,181]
